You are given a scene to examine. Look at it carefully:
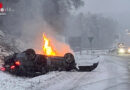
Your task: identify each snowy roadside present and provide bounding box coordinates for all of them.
[75,54,99,66]
[0,54,101,90]
[0,54,129,90]
[0,30,129,90]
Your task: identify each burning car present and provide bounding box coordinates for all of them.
[0,34,98,77]
[0,49,98,77]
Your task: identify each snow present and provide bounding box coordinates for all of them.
[75,54,99,66]
[0,33,129,90]
[0,52,129,90]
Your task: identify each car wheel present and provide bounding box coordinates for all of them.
[64,53,75,64]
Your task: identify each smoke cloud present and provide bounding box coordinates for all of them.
[1,0,84,52]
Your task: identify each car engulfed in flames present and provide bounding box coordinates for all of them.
[0,34,98,77]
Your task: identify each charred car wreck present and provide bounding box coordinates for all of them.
[0,49,99,77]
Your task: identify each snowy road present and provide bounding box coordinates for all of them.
[0,55,130,90]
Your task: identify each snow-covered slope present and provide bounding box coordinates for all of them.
[0,54,129,90]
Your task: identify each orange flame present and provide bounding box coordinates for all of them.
[42,34,56,56]
[36,33,73,56]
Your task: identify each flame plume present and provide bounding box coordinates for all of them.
[42,34,56,56]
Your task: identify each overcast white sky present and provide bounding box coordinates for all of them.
[83,0,130,13]
[80,0,130,29]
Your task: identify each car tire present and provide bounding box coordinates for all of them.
[64,53,75,64]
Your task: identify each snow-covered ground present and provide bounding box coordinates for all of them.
[0,31,129,90]
[0,53,130,90]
